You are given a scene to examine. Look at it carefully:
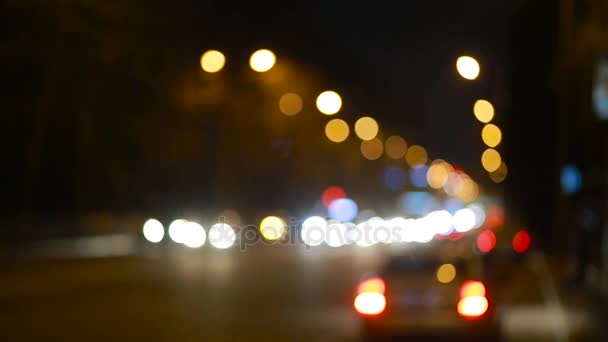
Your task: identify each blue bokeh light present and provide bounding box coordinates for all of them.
[444,198,464,214]
[383,167,407,191]
[409,165,429,188]
[561,164,582,195]
[398,192,440,217]
[328,198,359,222]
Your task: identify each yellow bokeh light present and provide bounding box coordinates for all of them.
[481,148,502,172]
[489,161,508,184]
[354,117,379,141]
[474,99,495,123]
[260,216,286,241]
[360,138,384,160]
[325,119,350,143]
[250,49,276,72]
[427,160,453,189]
[279,93,303,116]
[405,145,428,167]
[316,90,342,115]
[437,263,456,284]
[385,136,408,159]
[481,124,502,148]
[200,50,226,73]
[456,175,479,202]
[456,56,480,80]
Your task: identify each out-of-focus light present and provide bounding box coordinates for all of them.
[410,165,429,188]
[489,162,508,184]
[481,148,501,172]
[468,204,487,228]
[399,191,439,217]
[328,198,358,222]
[357,277,386,294]
[301,216,327,247]
[355,222,375,247]
[357,209,376,223]
[360,138,384,160]
[354,292,386,315]
[513,230,531,253]
[325,221,347,247]
[473,100,495,123]
[354,117,379,141]
[325,119,349,143]
[200,50,225,73]
[143,218,164,243]
[208,223,236,249]
[405,145,428,167]
[218,209,242,227]
[322,186,346,208]
[427,160,453,189]
[279,93,303,116]
[476,229,497,253]
[453,208,476,232]
[260,216,286,241]
[316,91,342,115]
[437,263,457,284]
[456,56,480,80]
[484,206,504,229]
[561,164,582,195]
[457,296,488,318]
[460,281,486,298]
[444,198,464,214]
[481,124,502,148]
[249,49,276,72]
[384,136,407,159]
[168,219,189,244]
[426,210,453,235]
[183,222,206,248]
[456,175,479,203]
[383,167,407,191]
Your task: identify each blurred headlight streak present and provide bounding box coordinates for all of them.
[143,218,164,243]
[279,93,303,116]
[410,218,435,243]
[316,91,342,115]
[427,210,454,235]
[452,208,476,232]
[360,138,384,160]
[260,216,286,241]
[489,161,508,183]
[399,191,440,217]
[301,216,327,247]
[481,148,501,172]
[456,56,480,80]
[325,221,347,247]
[325,119,350,142]
[354,117,379,141]
[468,204,487,228]
[473,99,495,123]
[183,222,206,248]
[443,198,464,214]
[355,222,375,247]
[409,165,429,188]
[457,296,488,318]
[481,124,502,148]
[328,198,358,222]
[437,263,457,283]
[384,135,407,159]
[405,145,428,167]
[383,167,407,191]
[200,50,225,73]
[168,219,189,244]
[249,49,276,72]
[208,223,236,249]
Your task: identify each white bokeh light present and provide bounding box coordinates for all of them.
[168,219,189,244]
[301,216,327,247]
[143,218,164,243]
[183,221,206,248]
[453,208,477,232]
[208,223,236,249]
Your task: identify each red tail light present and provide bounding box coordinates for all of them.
[458,280,488,319]
[354,277,386,316]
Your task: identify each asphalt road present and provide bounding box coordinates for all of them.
[0,238,596,341]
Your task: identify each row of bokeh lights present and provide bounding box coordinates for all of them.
[456,56,508,184]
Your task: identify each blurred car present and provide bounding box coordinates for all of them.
[354,253,501,341]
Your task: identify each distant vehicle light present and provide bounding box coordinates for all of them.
[457,296,488,318]
[357,277,386,294]
[142,218,164,243]
[354,292,386,315]
[513,230,531,253]
[460,281,486,298]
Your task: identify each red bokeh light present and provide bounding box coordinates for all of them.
[322,186,346,208]
[447,232,465,241]
[476,229,496,253]
[513,230,531,253]
[484,206,504,230]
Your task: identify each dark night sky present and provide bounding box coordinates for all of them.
[2,1,515,220]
